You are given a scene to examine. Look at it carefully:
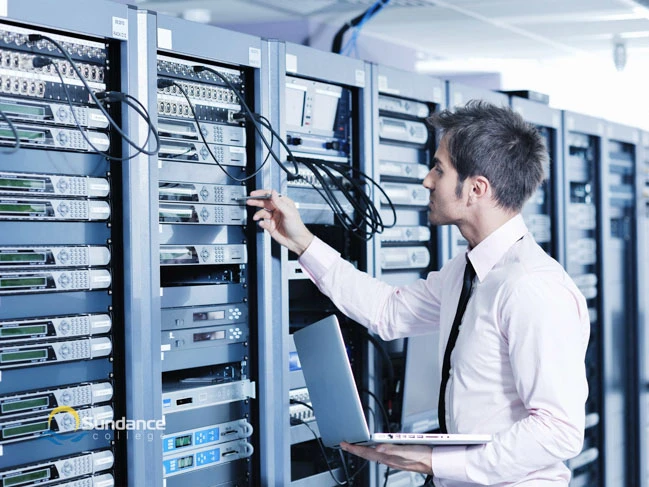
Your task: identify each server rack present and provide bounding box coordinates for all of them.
[0,1,138,486]
[368,64,445,487]
[274,41,373,487]
[600,122,641,487]
[639,131,649,487]
[562,111,604,487]
[149,14,266,487]
[509,96,564,261]
[444,82,509,260]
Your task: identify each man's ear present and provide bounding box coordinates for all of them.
[468,175,490,203]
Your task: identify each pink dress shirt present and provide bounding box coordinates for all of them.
[298,214,590,486]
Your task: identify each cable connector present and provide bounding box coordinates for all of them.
[28,34,45,42]
[286,172,302,182]
[157,78,174,89]
[32,56,53,68]
[231,111,247,122]
[193,65,206,74]
[96,91,126,103]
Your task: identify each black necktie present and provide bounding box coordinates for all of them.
[438,257,476,434]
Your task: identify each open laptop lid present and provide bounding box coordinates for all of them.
[292,315,371,448]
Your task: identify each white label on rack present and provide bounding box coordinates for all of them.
[286,54,298,73]
[161,344,171,351]
[378,75,388,92]
[0,0,7,17]
[0,444,3,456]
[567,117,575,131]
[112,17,128,40]
[355,69,366,87]
[552,114,560,128]
[249,47,261,68]
[230,146,246,154]
[158,28,172,50]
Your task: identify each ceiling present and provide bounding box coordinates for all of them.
[134,0,649,65]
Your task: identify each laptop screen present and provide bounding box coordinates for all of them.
[292,315,372,447]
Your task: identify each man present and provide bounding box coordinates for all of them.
[248,101,589,485]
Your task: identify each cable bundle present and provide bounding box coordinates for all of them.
[160,64,396,240]
[29,34,159,161]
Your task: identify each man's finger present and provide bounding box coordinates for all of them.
[252,209,274,221]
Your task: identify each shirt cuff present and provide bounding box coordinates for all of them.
[431,446,469,482]
[297,236,341,283]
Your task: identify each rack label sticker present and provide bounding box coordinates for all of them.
[249,47,261,68]
[355,69,365,87]
[552,114,560,128]
[286,54,298,73]
[0,0,6,17]
[158,28,173,50]
[112,17,128,40]
[378,75,388,92]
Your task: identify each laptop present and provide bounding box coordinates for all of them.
[292,315,492,448]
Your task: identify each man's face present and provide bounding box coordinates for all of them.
[423,138,465,226]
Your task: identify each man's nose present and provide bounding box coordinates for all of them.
[422,173,434,190]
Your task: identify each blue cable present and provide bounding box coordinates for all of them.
[342,0,391,57]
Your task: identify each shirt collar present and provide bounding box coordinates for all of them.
[466,214,528,282]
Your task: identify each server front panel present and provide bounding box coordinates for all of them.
[563,118,603,486]
[0,15,125,487]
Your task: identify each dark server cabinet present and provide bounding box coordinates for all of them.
[601,122,642,487]
[639,131,649,487]
[0,1,140,486]
[151,14,268,487]
[509,96,563,261]
[562,111,604,486]
[369,64,445,487]
[275,41,373,487]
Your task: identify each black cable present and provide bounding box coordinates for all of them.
[191,65,301,180]
[191,65,395,240]
[0,108,21,154]
[161,78,262,182]
[361,388,391,434]
[44,60,150,161]
[29,35,159,157]
[349,323,395,394]
[331,0,390,53]
[253,113,300,177]
[289,398,313,410]
[338,448,352,485]
[291,417,349,486]
[302,158,397,240]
